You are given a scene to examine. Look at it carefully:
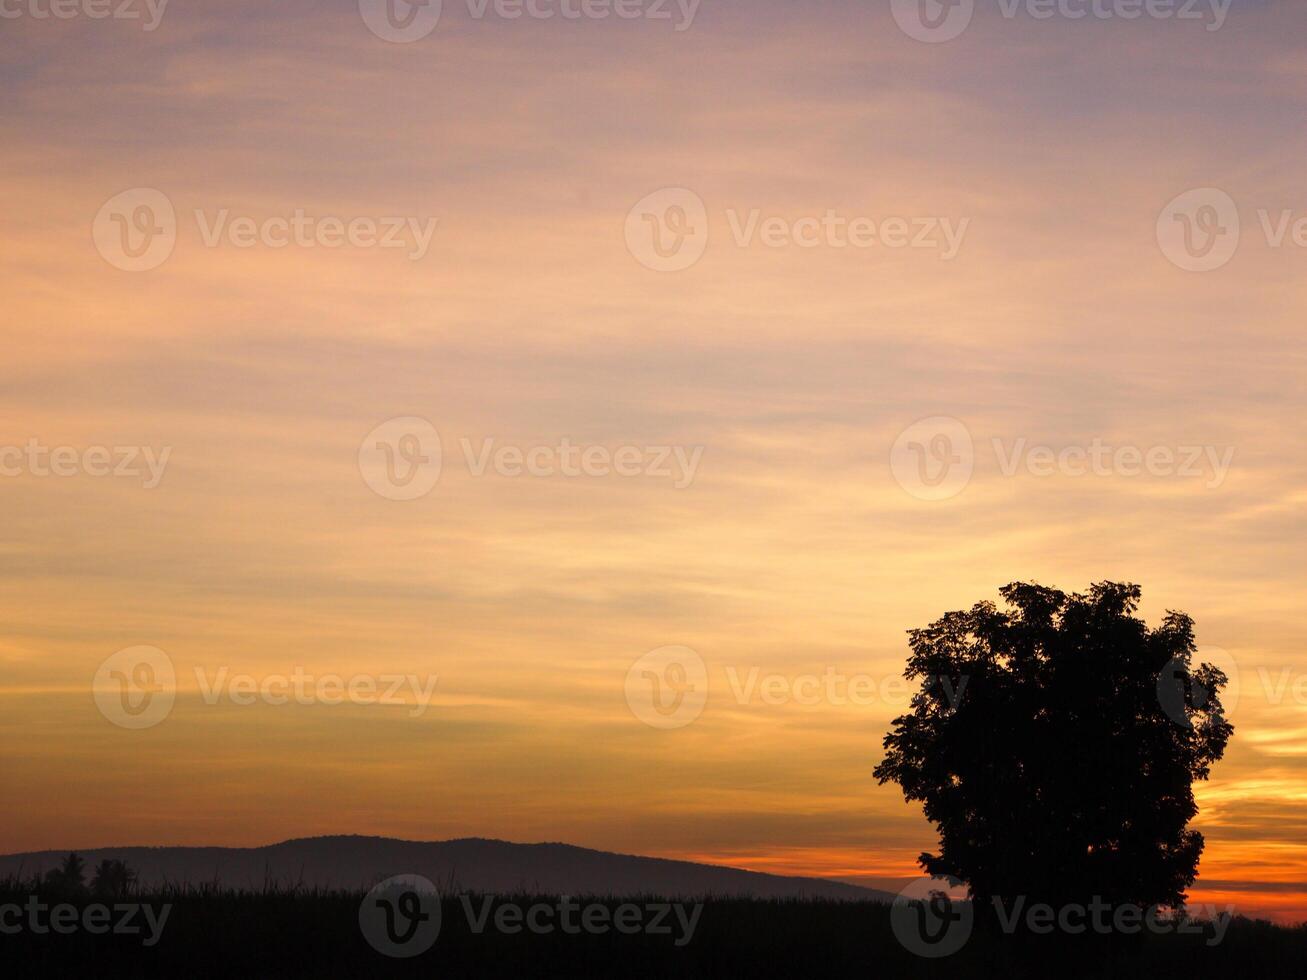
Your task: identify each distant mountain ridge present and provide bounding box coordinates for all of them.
[0,835,896,901]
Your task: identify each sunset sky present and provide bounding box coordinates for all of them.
[3,0,1306,923]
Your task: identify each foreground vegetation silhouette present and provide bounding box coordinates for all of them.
[37,853,138,900]
[1,873,1303,979]
[876,581,1234,925]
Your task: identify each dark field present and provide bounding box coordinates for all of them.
[2,878,1305,979]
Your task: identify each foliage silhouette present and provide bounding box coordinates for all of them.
[42,852,87,896]
[875,582,1233,920]
[91,858,138,898]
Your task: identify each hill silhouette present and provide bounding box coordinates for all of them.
[0,835,894,901]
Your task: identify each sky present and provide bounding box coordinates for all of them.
[2,0,1306,923]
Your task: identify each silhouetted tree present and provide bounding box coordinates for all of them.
[91,859,137,898]
[875,582,1232,920]
[43,852,87,895]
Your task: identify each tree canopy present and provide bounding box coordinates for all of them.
[875,582,1233,915]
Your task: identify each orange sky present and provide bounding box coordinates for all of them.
[2,0,1306,924]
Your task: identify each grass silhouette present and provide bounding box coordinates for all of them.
[2,873,1304,978]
